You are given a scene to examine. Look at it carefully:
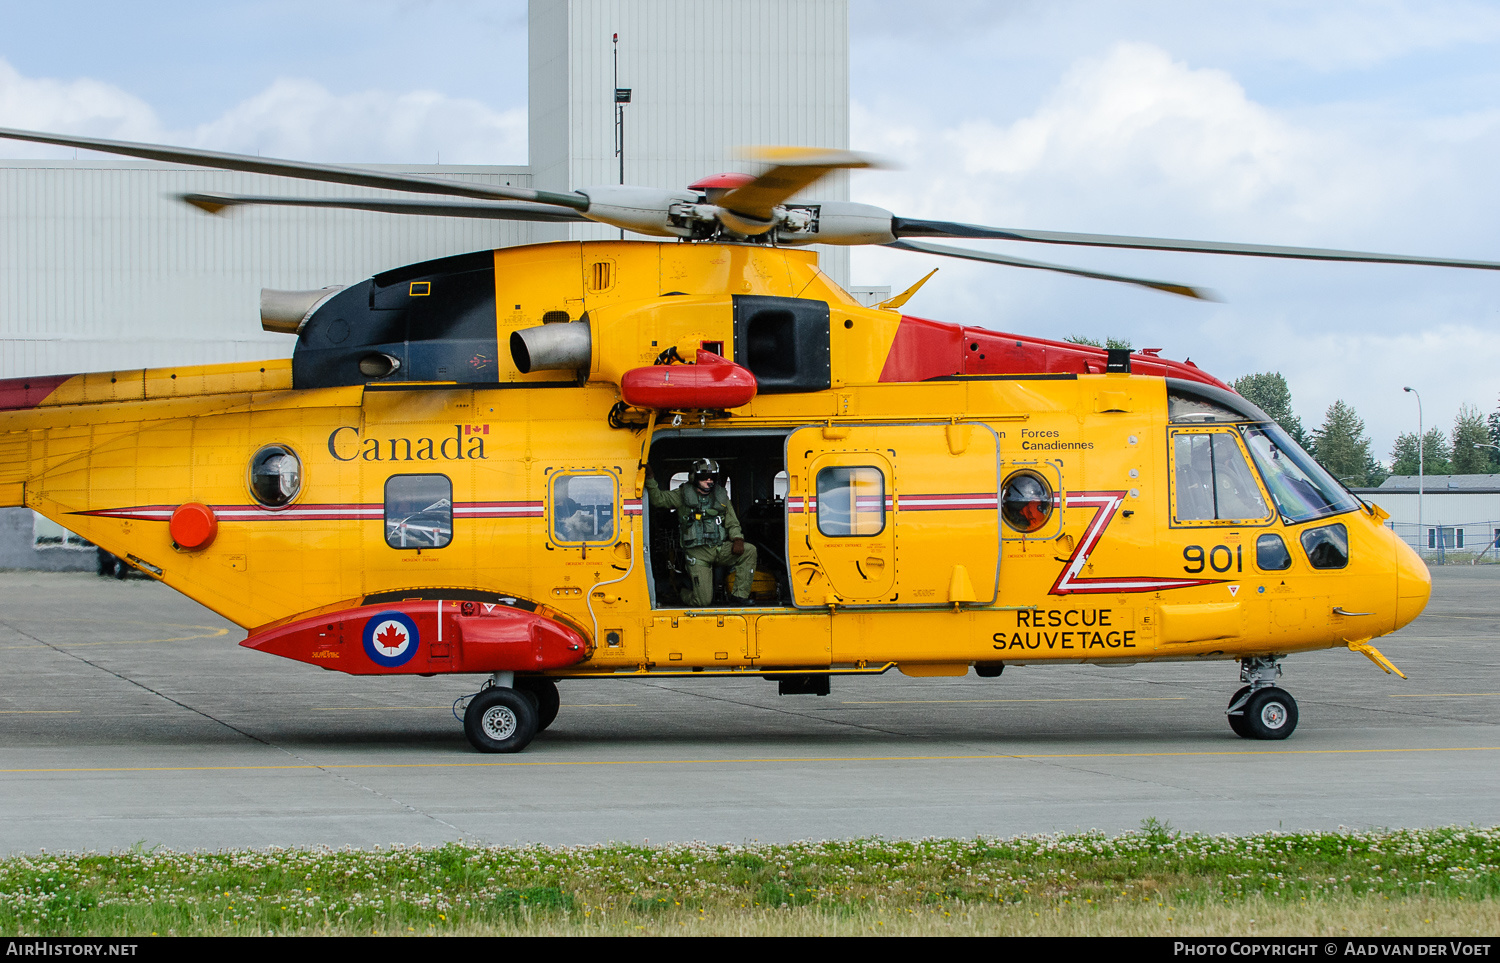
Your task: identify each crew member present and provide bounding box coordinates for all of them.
[644,458,758,606]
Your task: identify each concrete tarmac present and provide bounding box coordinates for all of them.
[1,568,1497,853]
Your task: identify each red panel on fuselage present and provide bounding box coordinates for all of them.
[241,597,591,676]
[0,374,72,412]
[877,315,1230,390]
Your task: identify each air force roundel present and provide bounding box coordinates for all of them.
[363,610,419,668]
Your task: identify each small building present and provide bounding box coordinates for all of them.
[1353,474,1500,561]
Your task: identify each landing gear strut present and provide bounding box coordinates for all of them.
[1226,656,1298,740]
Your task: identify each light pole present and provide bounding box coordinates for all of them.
[1404,386,1423,554]
[612,33,632,241]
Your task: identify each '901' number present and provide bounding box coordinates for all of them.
[1183,544,1242,574]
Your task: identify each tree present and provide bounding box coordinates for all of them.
[1064,335,1133,350]
[1232,372,1308,448]
[1423,427,1454,475]
[1450,403,1494,475]
[1390,432,1419,475]
[1482,408,1500,472]
[1390,429,1453,476]
[1310,400,1373,487]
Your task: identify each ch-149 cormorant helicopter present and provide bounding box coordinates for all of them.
[0,125,1493,752]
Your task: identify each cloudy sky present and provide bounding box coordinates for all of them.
[2,0,1498,459]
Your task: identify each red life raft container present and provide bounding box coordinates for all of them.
[619,350,758,409]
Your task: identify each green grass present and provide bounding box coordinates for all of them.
[2,823,1498,935]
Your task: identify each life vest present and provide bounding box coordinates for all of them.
[678,483,731,549]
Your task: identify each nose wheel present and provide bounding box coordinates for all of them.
[463,687,538,752]
[459,674,563,752]
[1227,657,1298,740]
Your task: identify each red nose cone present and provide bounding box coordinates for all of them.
[170,502,218,550]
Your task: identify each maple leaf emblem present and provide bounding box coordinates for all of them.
[375,622,407,654]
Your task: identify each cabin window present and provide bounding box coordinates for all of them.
[1170,430,1271,525]
[552,473,616,544]
[816,467,885,537]
[249,445,302,508]
[1001,470,1054,533]
[384,474,453,549]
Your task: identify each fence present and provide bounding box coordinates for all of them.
[1386,520,1500,564]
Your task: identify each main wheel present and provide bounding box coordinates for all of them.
[463,688,538,753]
[515,677,560,731]
[1240,687,1298,740]
[1226,685,1252,738]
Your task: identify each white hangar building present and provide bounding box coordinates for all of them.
[1356,474,1500,562]
[0,0,853,569]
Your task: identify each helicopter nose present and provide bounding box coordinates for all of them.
[1392,533,1431,632]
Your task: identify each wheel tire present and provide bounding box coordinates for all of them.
[463,688,538,753]
[1241,687,1298,740]
[1226,685,1252,738]
[516,677,560,731]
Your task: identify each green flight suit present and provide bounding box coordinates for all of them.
[645,477,759,606]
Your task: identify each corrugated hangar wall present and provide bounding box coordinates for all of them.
[0,163,539,380]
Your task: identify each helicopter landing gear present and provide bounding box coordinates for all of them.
[463,673,539,753]
[515,677,560,732]
[1226,657,1298,740]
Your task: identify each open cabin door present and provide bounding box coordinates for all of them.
[785,424,1000,607]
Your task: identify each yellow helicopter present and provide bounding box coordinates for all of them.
[0,127,1494,753]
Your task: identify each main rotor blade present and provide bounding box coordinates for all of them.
[892,218,1500,272]
[887,240,1219,301]
[0,126,591,211]
[181,193,590,222]
[717,147,881,222]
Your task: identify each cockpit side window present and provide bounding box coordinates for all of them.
[1238,424,1360,524]
[1170,430,1272,525]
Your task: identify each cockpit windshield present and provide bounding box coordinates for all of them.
[1237,424,1360,524]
